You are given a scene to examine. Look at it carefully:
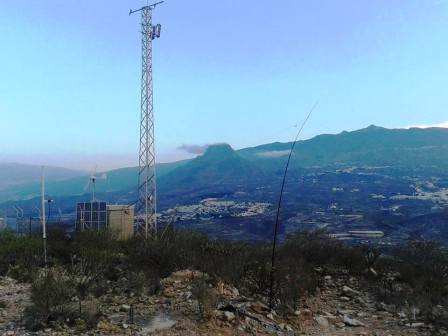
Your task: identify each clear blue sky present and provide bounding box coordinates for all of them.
[1,0,447,170]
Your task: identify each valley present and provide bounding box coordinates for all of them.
[1,126,448,246]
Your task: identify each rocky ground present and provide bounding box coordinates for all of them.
[1,270,447,336]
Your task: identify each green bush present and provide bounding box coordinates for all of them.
[393,241,448,320]
[241,258,271,297]
[282,231,365,273]
[128,271,147,295]
[5,225,446,327]
[275,259,318,314]
[78,300,101,331]
[46,228,74,265]
[0,232,42,281]
[24,267,76,330]
[197,240,259,286]
[124,230,207,278]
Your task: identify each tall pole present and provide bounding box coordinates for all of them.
[47,199,53,224]
[130,2,163,238]
[41,167,47,265]
[13,206,19,233]
[92,180,95,203]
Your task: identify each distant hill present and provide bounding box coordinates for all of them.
[3,125,448,205]
[158,144,265,201]
[239,125,448,174]
[0,163,85,190]
[0,161,188,203]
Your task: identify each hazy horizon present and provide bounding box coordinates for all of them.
[1,123,448,171]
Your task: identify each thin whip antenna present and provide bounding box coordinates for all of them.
[268,102,318,309]
[41,166,48,266]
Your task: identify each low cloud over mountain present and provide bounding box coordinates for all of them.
[177,143,227,155]
[405,121,448,129]
[177,144,211,155]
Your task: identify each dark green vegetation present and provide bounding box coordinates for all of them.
[241,125,448,173]
[0,229,447,331]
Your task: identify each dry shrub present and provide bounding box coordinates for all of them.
[24,267,76,330]
[191,274,216,320]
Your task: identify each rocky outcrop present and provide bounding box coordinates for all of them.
[0,271,447,336]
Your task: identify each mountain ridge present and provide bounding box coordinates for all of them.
[2,125,448,204]
[158,143,265,196]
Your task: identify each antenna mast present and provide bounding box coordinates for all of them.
[41,167,47,265]
[130,1,163,238]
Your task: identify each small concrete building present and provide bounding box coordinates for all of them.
[107,205,134,240]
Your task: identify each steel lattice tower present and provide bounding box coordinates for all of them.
[130,2,163,238]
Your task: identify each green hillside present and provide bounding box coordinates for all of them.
[158,144,264,193]
[3,125,448,203]
[239,126,448,174]
[0,161,188,202]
